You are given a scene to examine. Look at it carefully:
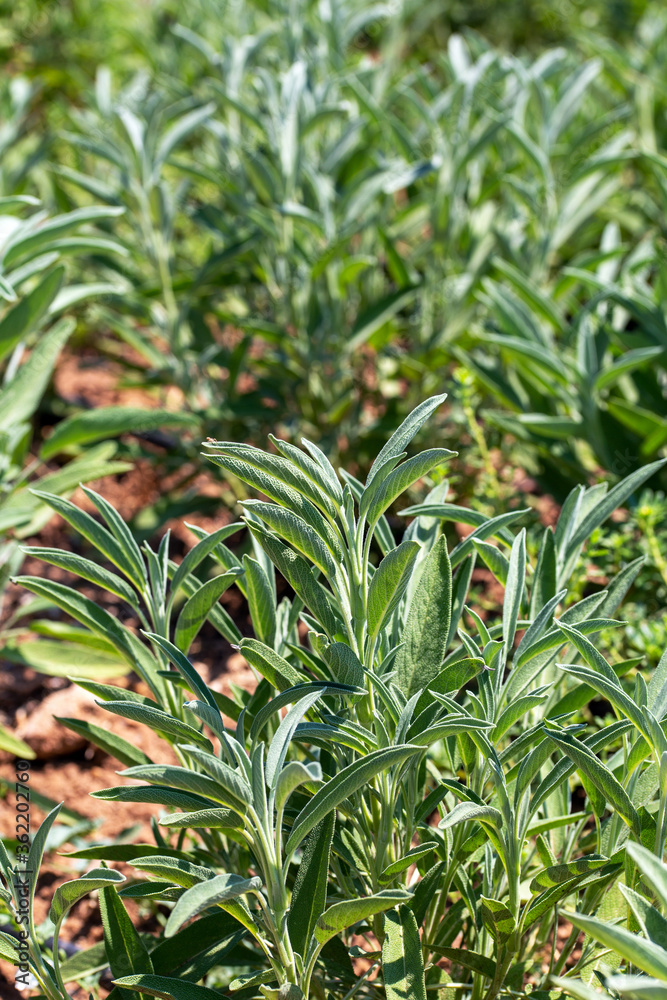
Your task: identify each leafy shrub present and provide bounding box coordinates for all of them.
[4,394,667,998]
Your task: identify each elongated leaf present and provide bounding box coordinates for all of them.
[379,843,439,884]
[143,634,218,712]
[503,529,526,661]
[248,525,340,638]
[112,974,223,1000]
[626,842,667,911]
[165,873,261,937]
[530,855,608,892]
[366,395,448,489]
[0,319,73,430]
[169,523,243,599]
[545,726,640,835]
[206,445,338,520]
[288,812,335,958]
[120,762,249,814]
[22,546,138,606]
[239,638,305,691]
[366,450,455,528]
[99,701,213,753]
[367,540,420,641]
[313,890,411,950]
[566,910,667,979]
[41,408,198,459]
[382,905,426,1000]
[242,500,339,574]
[439,802,502,831]
[564,458,667,561]
[13,578,158,688]
[174,571,240,654]
[0,932,19,963]
[395,536,451,699]
[24,491,139,584]
[480,896,515,945]
[243,555,276,647]
[50,868,125,924]
[266,689,324,789]
[427,946,494,979]
[130,856,214,889]
[285,745,421,856]
[0,265,64,363]
[93,786,214,810]
[100,884,153,984]
[54,716,152,766]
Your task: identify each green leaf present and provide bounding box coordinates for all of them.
[626,841,667,911]
[26,491,140,585]
[427,946,495,979]
[50,868,125,924]
[379,843,439,885]
[165,873,262,937]
[566,910,667,979]
[27,803,62,905]
[2,638,131,679]
[3,206,123,266]
[530,527,557,618]
[143,634,219,712]
[545,725,640,835]
[285,744,421,857]
[324,643,364,689]
[0,319,74,430]
[265,689,324,789]
[366,395,448,489]
[503,529,526,662]
[13,578,158,689]
[112,974,224,1000]
[367,540,421,642]
[100,885,153,985]
[270,435,343,505]
[439,802,502,831]
[239,639,305,691]
[0,265,64,364]
[471,539,510,585]
[288,812,335,958]
[22,546,139,606]
[169,523,243,600]
[206,444,338,520]
[174,571,241,654]
[346,285,420,352]
[151,911,245,977]
[59,940,110,981]
[0,931,19,963]
[480,896,515,945]
[530,855,609,892]
[0,721,35,758]
[54,716,152,766]
[395,536,452,699]
[41,408,199,459]
[243,555,276,647]
[242,500,339,575]
[129,856,215,889]
[366,451,455,528]
[382,905,427,1000]
[120,762,249,814]
[248,525,341,639]
[313,890,411,949]
[564,458,667,562]
[93,786,214,810]
[99,701,213,753]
